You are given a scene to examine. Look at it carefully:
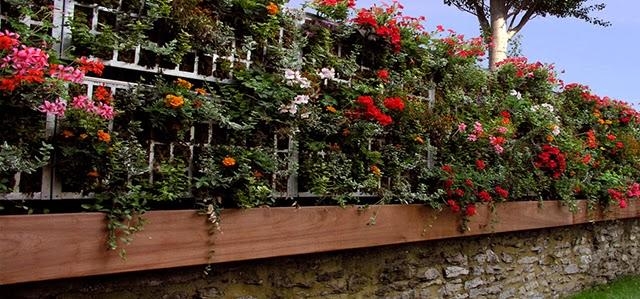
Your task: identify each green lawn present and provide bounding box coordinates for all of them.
[569,276,640,299]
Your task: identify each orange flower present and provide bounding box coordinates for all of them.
[370,165,382,177]
[254,170,264,178]
[97,130,111,143]
[62,130,75,138]
[165,94,185,109]
[546,135,554,142]
[415,136,425,144]
[266,2,279,15]
[222,156,236,167]
[195,88,207,95]
[94,85,113,104]
[79,133,88,140]
[326,106,337,113]
[176,78,193,90]
[87,170,99,177]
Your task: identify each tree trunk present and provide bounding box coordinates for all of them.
[489,0,508,70]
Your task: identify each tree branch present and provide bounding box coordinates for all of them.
[508,0,539,35]
[473,1,490,33]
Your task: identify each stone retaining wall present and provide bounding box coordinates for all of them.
[4,219,640,299]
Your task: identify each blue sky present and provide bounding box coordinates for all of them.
[288,0,640,105]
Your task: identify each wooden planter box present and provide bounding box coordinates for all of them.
[1,200,639,285]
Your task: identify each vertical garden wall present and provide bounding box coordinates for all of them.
[1,0,640,295]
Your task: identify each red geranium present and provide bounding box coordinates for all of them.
[478,191,492,202]
[495,186,509,199]
[534,144,566,178]
[475,159,486,170]
[377,69,389,81]
[447,199,460,213]
[465,204,477,216]
[383,97,405,111]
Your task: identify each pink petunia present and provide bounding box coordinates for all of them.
[458,123,467,132]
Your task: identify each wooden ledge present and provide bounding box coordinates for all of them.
[1,200,638,285]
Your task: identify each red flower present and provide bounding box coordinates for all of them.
[500,111,511,119]
[489,136,506,145]
[93,85,112,104]
[353,9,378,27]
[534,144,566,178]
[616,142,624,149]
[356,95,374,106]
[0,35,18,51]
[441,164,453,173]
[444,179,454,189]
[582,154,592,164]
[465,204,477,216]
[619,200,628,209]
[447,199,460,213]
[495,186,509,199]
[607,134,616,141]
[478,191,492,202]
[383,97,405,111]
[475,159,486,170]
[586,130,597,149]
[454,188,465,197]
[464,179,473,187]
[76,57,104,76]
[377,69,389,81]
[377,113,393,126]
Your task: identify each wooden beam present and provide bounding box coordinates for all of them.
[1,200,638,285]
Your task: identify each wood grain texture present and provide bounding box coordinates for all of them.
[1,200,639,285]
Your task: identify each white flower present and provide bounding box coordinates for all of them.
[284,69,298,80]
[318,67,335,80]
[509,90,522,100]
[298,77,311,89]
[531,103,555,113]
[541,103,555,112]
[300,112,311,119]
[551,125,561,136]
[279,103,298,115]
[293,95,310,105]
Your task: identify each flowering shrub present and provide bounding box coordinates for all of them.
[0,28,106,192]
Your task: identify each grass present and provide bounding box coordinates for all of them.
[569,276,640,299]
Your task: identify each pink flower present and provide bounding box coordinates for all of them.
[96,103,115,120]
[497,126,508,134]
[71,95,90,109]
[620,199,628,209]
[2,46,49,75]
[458,123,467,132]
[38,98,66,116]
[627,183,640,198]
[473,121,484,134]
[467,134,478,142]
[494,144,504,154]
[49,64,84,83]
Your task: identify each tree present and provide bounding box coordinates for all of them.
[444,0,609,70]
